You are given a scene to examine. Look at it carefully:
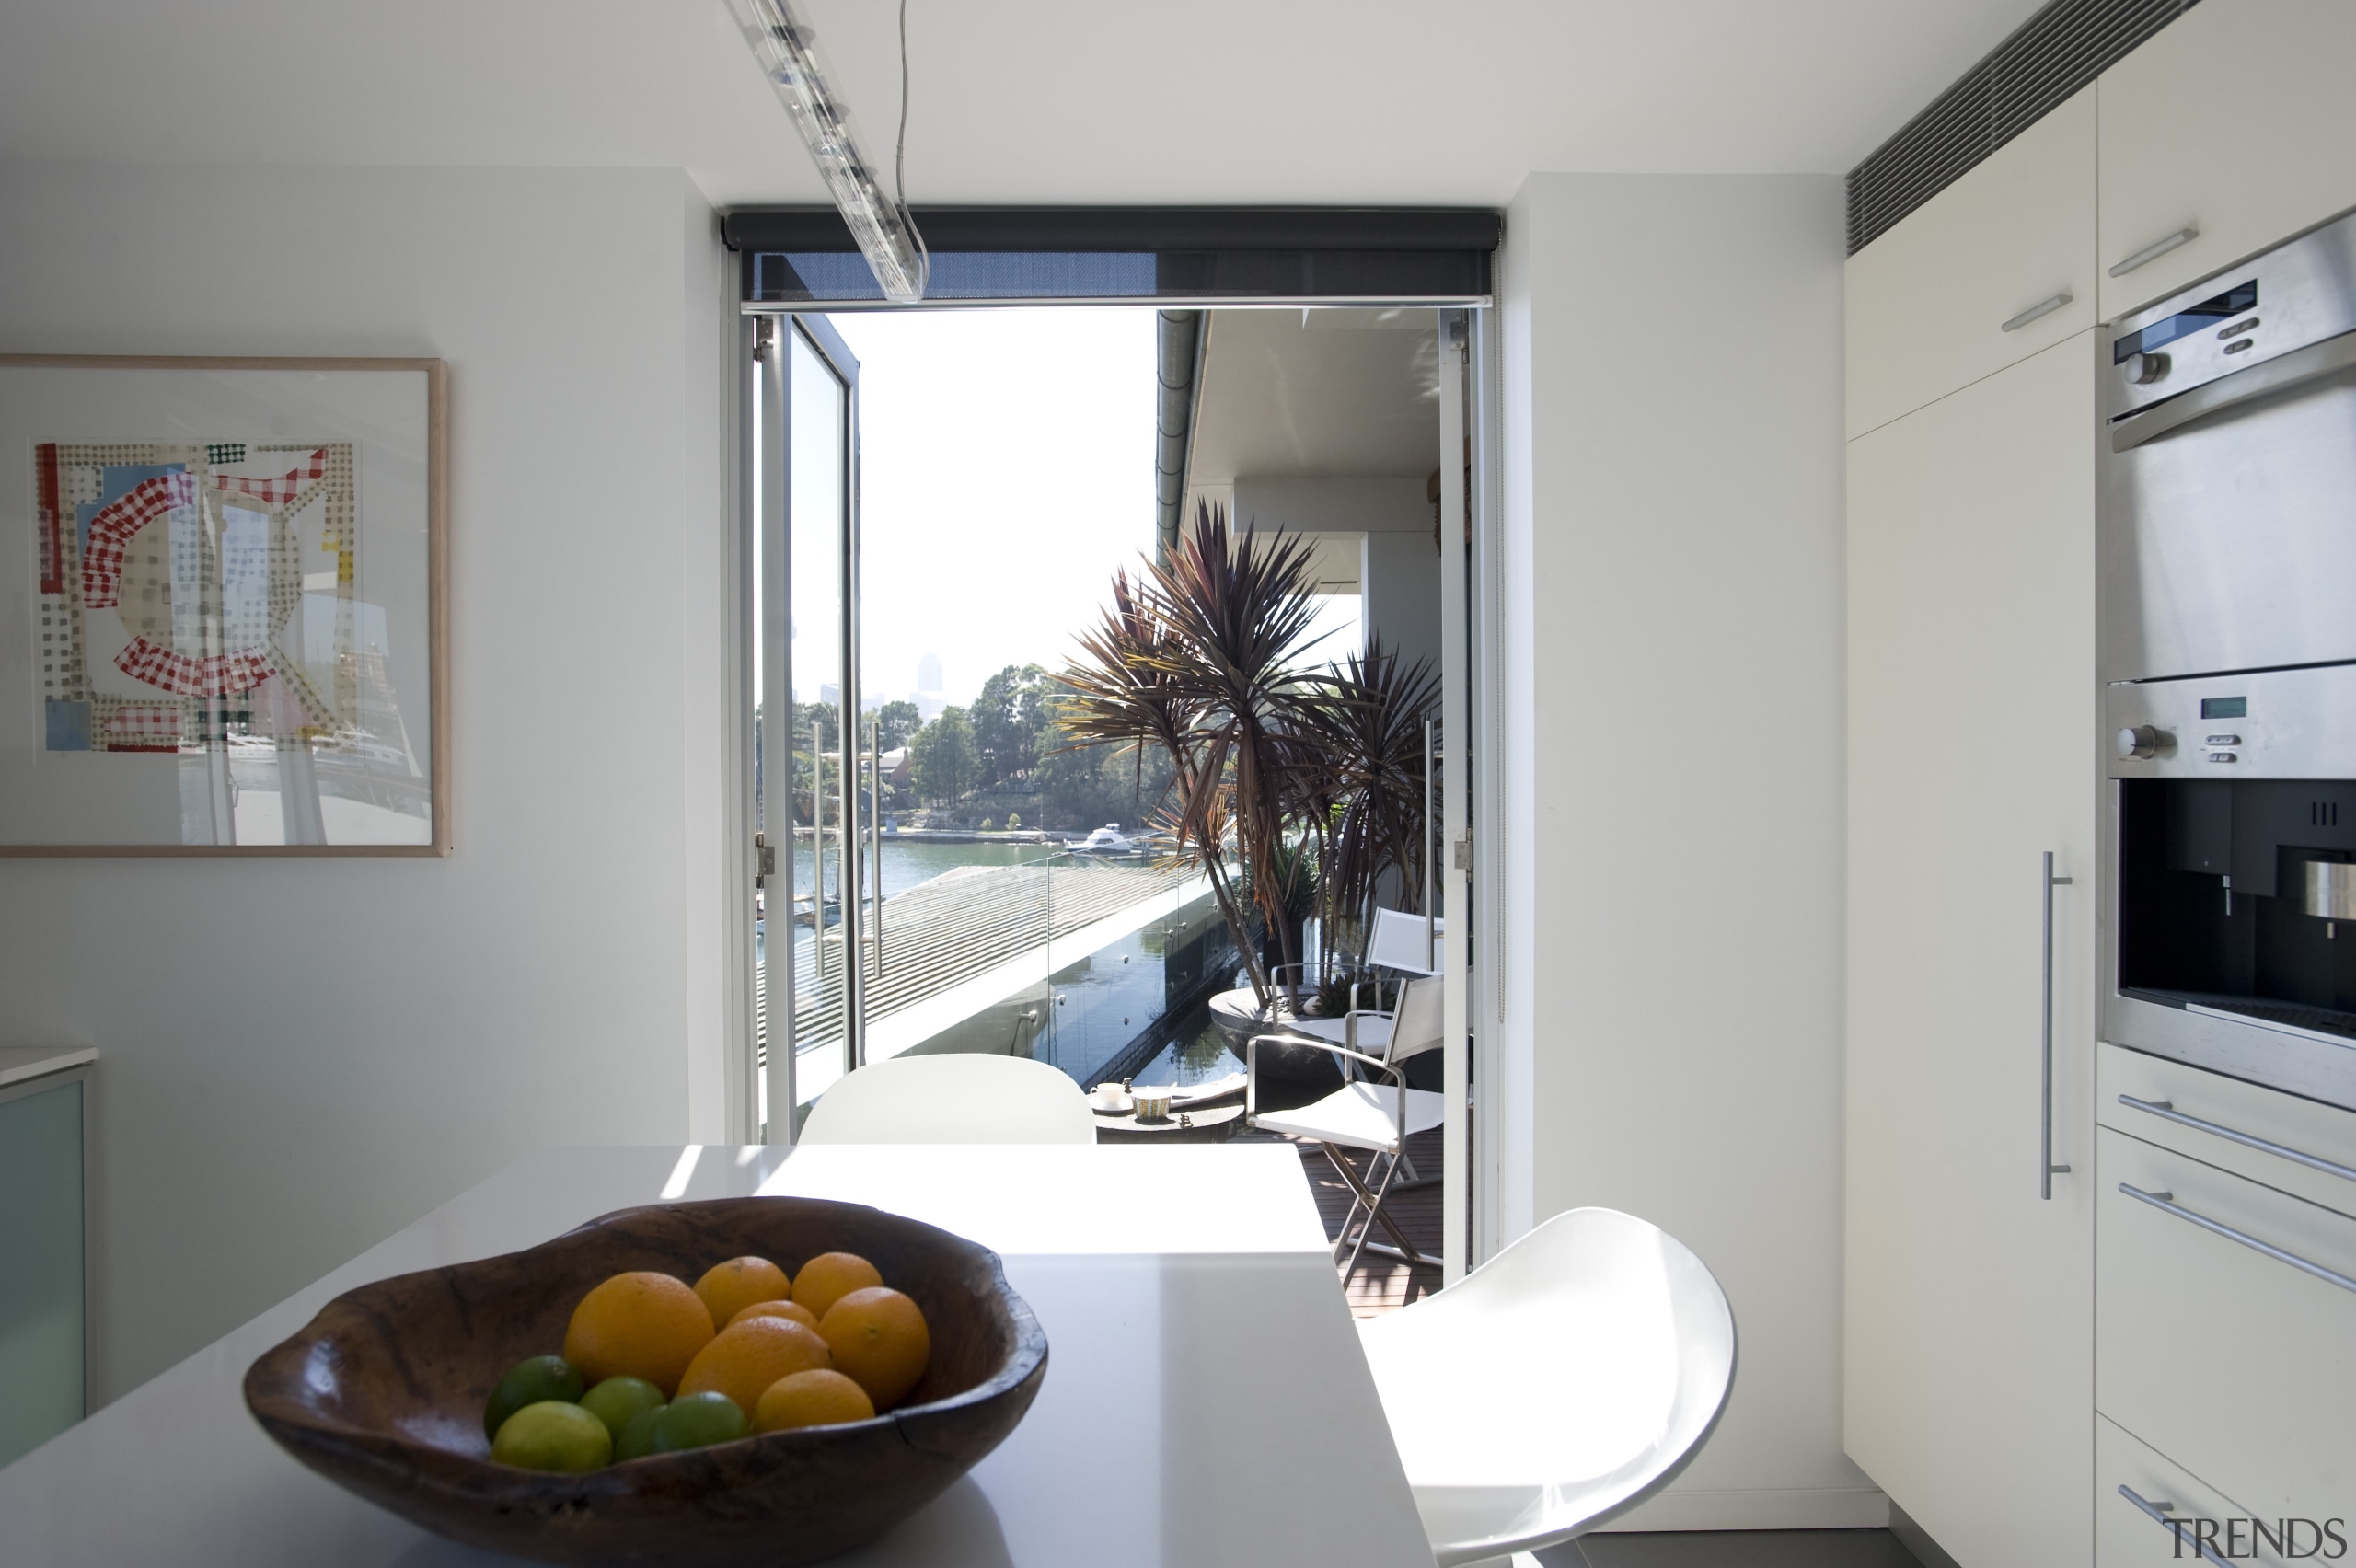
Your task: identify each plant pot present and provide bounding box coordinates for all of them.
[1208,986,1343,1104]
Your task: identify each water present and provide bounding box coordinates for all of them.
[1122,995,1247,1090]
[791,837,1057,903]
[1030,920,1242,1090]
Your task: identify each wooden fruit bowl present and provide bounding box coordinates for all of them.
[243,1196,1047,1566]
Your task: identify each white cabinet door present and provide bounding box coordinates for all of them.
[1847,86,2096,440]
[1845,333,2099,1567]
[2098,0,2356,319]
[2096,1415,2276,1568]
[2097,1126,2356,1529]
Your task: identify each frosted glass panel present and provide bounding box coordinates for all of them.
[0,1078,84,1467]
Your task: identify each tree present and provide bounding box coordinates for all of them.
[873,699,923,750]
[794,700,839,755]
[972,663,1051,786]
[1034,727,1172,829]
[910,707,978,805]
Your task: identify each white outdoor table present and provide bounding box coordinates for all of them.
[0,1143,1435,1568]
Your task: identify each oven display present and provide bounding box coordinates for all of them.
[2200,696,2248,719]
[2114,281,2259,363]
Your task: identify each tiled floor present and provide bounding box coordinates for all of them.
[1542,1529,1925,1567]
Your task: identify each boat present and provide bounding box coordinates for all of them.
[1061,823,1149,856]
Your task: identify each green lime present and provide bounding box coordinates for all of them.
[612,1393,669,1459]
[489,1400,612,1472]
[614,1403,668,1462]
[483,1355,583,1440]
[579,1376,666,1442]
[649,1389,747,1452]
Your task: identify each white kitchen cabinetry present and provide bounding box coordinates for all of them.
[2097,0,2356,319]
[1845,333,2099,1567]
[2096,1121,2356,1532]
[0,1051,93,1469]
[2096,1415,2278,1568]
[1845,86,2096,440]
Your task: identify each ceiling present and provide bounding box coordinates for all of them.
[1188,309,1441,489]
[0,1,2047,207]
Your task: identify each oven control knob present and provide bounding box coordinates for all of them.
[2125,352,2171,386]
[2117,724,2170,759]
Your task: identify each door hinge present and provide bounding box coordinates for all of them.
[754,830,777,886]
[1451,833,1472,872]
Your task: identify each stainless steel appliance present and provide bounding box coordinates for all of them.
[2103,209,2356,1111]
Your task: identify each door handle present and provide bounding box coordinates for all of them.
[2117,1095,2356,1184]
[868,721,884,978]
[2119,1183,2356,1297]
[2042,852,2073,1199]
[2109,225,2199,279]
[2000,292,2072,333]
[2119,1486,2231,1567]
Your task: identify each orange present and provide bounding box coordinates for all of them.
[729,1297,819,1331]
[818,1287,930,1411]
[694,1256,792,1330]
[791,1251,884,1321]
[753,1368,875,1432]
[676,1316,833,1419]
[563,1272,715,1396]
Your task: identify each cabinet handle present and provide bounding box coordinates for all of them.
[2119,1486,2231,1567]
[2000,292,2073,332]
[2119,1183,2356,1296]
[2118,1094,2356,1184]
[2042,853,2073,1199]
[2109,225,2199,278]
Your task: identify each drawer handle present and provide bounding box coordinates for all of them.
[2119,1095,2356,1184]
[2001,292,2073,332]
[2119,1183,2356,1296]
[2110,225,2200,278]
[2119,1486,2231,1567]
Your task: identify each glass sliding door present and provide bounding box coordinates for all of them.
[756,316,864,1140]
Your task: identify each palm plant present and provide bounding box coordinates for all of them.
[1057,561,1264,997]
[1056,502,1438,1015]
[1291,639,1441,969]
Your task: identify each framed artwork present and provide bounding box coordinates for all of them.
[0,356,447,854]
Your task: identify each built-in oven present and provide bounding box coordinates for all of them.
[2102,207,2356,1113]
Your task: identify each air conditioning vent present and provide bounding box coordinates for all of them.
[1847,0,2198,255]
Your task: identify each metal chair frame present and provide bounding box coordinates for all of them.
[1246,974,1446,1276]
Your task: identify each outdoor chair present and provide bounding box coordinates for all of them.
[797,1053,1096,1145]
[1247,974,1446,1274]
[1357,1206,1738,1566]
[1365,905,1444,977]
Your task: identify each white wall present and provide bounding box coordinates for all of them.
[1498,173,1873,1529]
[0,163,731,1401]
[1231,476,1440,676]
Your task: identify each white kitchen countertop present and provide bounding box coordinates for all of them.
[0,1045,97,1089]
[0,1141,1434,1568]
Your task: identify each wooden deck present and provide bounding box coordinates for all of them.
[1239,1123,1445,1318]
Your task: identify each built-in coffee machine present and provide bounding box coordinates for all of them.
[2102,209,2356,1111]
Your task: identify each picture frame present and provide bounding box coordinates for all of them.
[0,355,448,855]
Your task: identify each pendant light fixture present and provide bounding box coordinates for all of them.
[733,0,929,301]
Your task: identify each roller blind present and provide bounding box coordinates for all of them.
[723,207,1500,306]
